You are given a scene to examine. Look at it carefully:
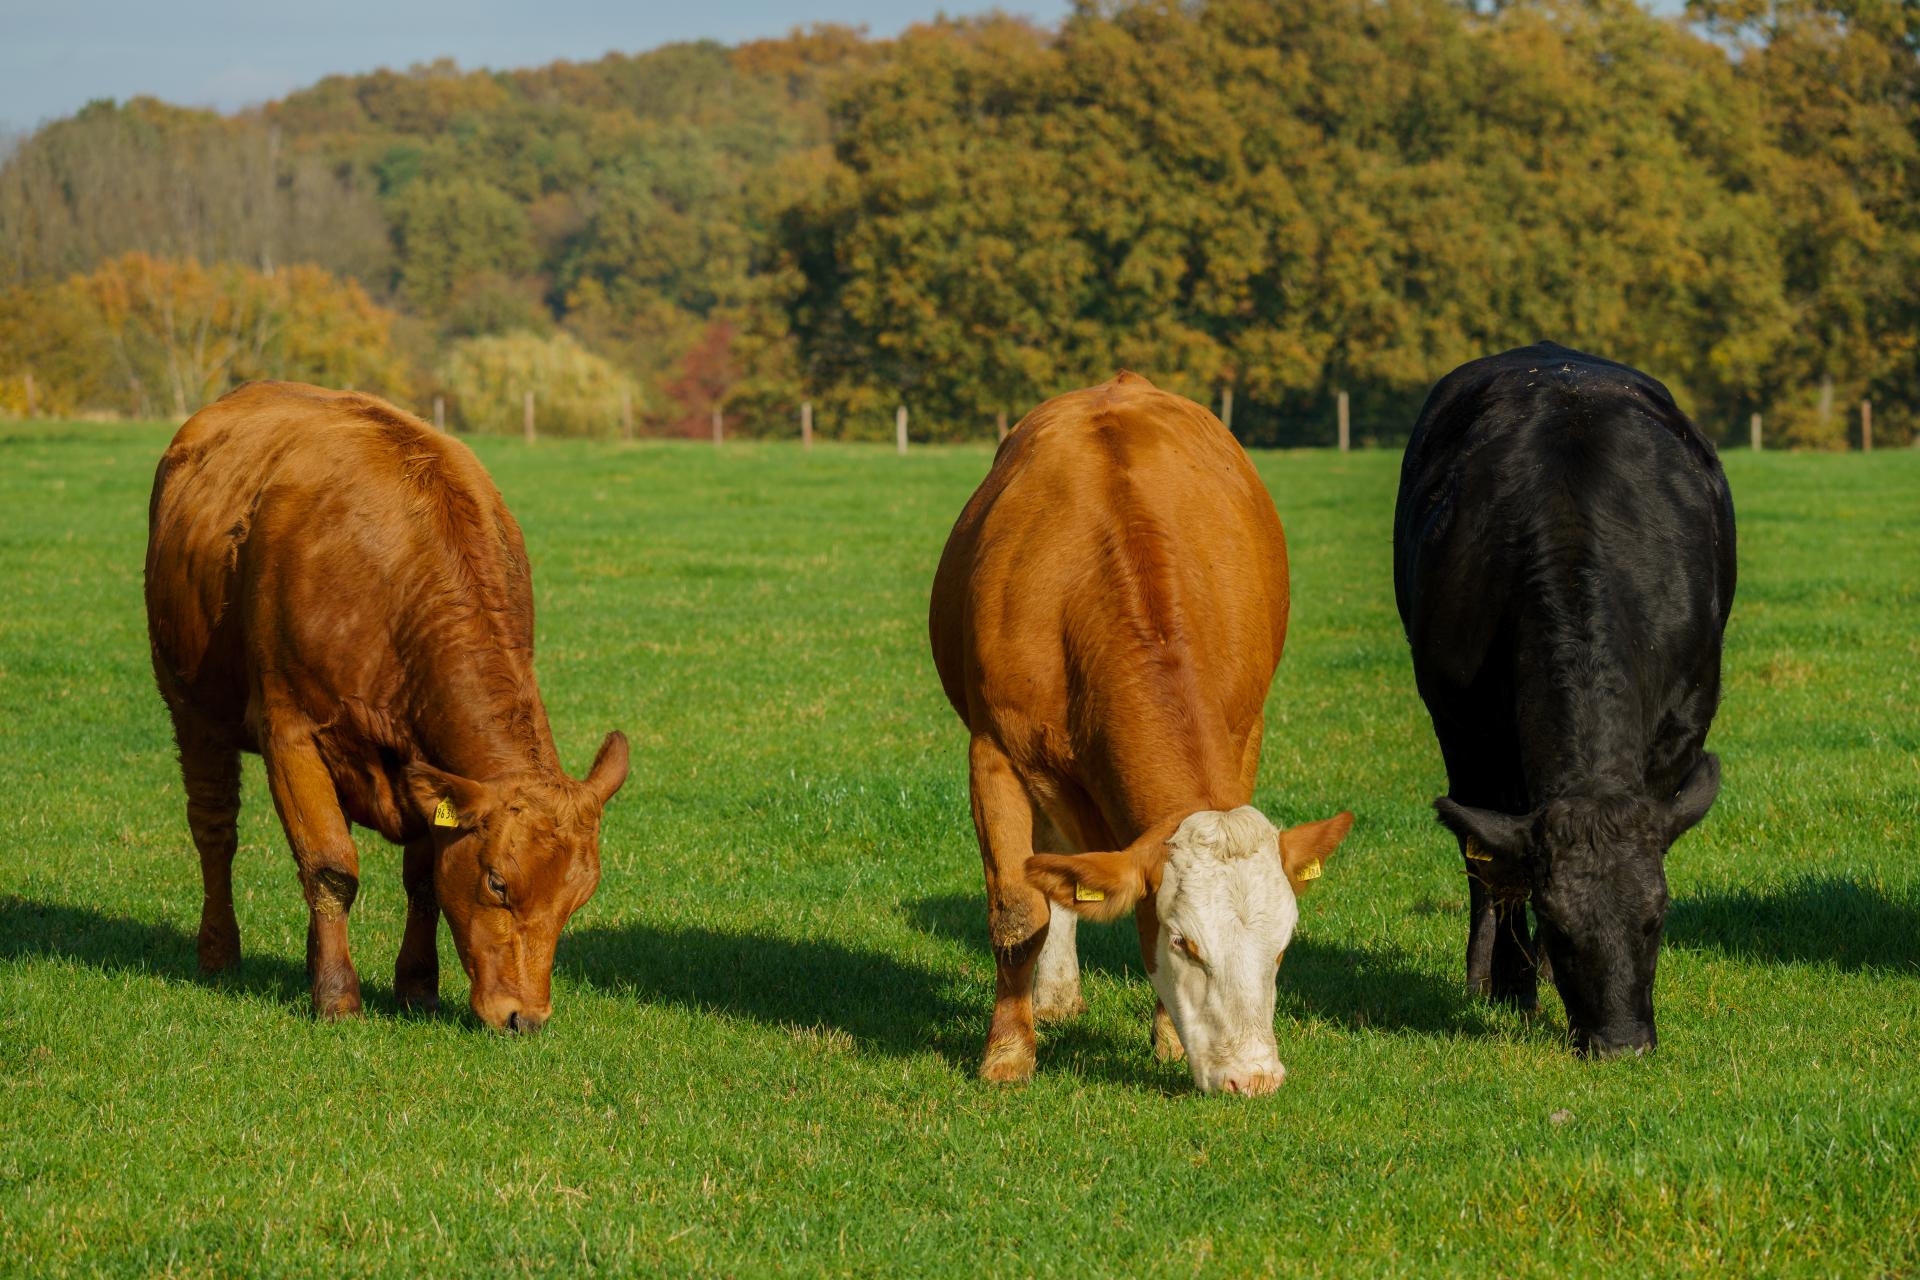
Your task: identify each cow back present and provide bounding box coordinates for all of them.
[146,381,542,767]
[931,372,1289,837]
[1394,343,1736,797]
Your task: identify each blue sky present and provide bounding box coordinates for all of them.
[0,0,1074,132]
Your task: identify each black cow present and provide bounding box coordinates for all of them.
[1394,342,1736,1057]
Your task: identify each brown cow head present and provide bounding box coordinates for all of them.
[405,731,630,1032]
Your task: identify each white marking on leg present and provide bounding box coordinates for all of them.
[1032,900,1085,1019]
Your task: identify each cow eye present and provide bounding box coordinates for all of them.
[1171,935,1204,965]
[485,869,509,904]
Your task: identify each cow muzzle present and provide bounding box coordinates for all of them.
[1218,1068,1284,1097]
[1575,1024,1655,1059]
[474,993,551,1034]
[1195,1057,1286,1096]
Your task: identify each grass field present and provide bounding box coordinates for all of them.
[1,421,1916,1276]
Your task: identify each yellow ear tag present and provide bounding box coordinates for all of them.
[1074,884,1106,903]
[1298,860,1322,881]
[433,797,458,828]
[1464,837,1492,862]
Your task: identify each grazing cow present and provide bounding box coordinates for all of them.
[1394,342,1735,1056]
[930,372,1352,1093]
[145,382,629,1031]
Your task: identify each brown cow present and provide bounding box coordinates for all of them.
[145,382,628,1031]
[930,373,1352,1093]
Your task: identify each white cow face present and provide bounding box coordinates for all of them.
[1150,809,1298,1093]
[1026,805,1352,1096]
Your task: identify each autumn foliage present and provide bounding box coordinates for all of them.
[0,3,1913,446]
[1,254,403,418]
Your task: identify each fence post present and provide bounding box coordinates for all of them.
[801,400,813,451]
[1861,400,1872,453]
[433,395,445,432]
[712,405,723,447]
[523,391,535,444]
[896,404,908,456]
[1337,390,1350,453]
[621,388,634,442]
[23,370,35,419]
[997,409,1008,443]
[1220,388,1234,433]
[1750,412,1761,451]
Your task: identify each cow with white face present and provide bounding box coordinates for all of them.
[930,373,1353,1092]
[1028,807,1350,1094]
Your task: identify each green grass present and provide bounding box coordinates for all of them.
[1,421,1916,1276]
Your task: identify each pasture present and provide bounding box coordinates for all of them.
[1,421,1915,1276]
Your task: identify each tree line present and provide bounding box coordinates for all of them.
[0,0,1911,446]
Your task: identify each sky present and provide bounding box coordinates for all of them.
[0,0,1075,133]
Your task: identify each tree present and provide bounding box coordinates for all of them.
[438,330,638,436]
[0,99,389,289]
[1691,0,1920,445]
[390,177,537,312]
[27,254,404,418]
[775,1,1807,441]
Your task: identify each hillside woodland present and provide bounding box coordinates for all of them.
[1,0,1911,445]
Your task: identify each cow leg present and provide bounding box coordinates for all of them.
[394,837,440,1013]
[969,735,1047,1082]
[1488,896,1540,1012]
[1137,898,1186,1063]
[1039,786,1177,1056]
[1466,880,1539,1011]
[177,725,242,974]
[1030,806,1085,1022]
[1436,730,1536,1011]
[1465,879,1497,996]
[263,733,362,1019]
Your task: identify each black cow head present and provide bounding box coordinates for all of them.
[1433,754,1720,1057]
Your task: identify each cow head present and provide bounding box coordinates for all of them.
[1025,805,1352,1095]
[405,731,630,1032]
[1434,753,1719,1057]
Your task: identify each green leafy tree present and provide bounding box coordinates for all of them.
[390,177,537,312]
[439,330,638,437]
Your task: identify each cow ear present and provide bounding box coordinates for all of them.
[583,730,630,806]
[1434,797,1530,862]
[1279,811,1352,895]
[404,761,490,832]
[1025,849,1156,923]
[1663,753,1720,842]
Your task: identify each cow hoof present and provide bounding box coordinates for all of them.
[395,991,440,1016]
[979,1039,1036,1084]
[314,994,364,1021]
[198,918,241,974]
[197,943,241,975]
[1034,993,1087,1023]
[312,972,363,1020]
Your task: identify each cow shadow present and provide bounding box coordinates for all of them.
[1668,875,1920,973]
[0,895,404,1015]
[904,891,1493,1038]
[906,891,1141,978]
[558,920,983,1069]
[558,918,1231,1088]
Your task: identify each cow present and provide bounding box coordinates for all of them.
[145,381,629,1032]
[1393,342,1735,1057]
[929,372,1353,1094]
